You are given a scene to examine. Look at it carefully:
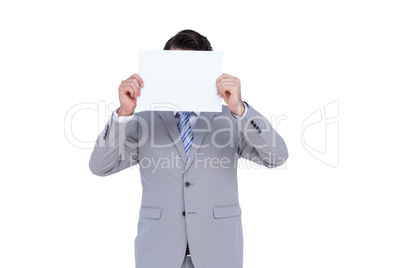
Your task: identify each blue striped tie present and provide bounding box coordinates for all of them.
[177,112,194,158]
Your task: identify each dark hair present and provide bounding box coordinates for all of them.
[164,29,213,51]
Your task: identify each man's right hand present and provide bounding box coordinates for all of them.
[117,74,144,116]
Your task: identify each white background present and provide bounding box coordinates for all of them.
[1,0,401,267]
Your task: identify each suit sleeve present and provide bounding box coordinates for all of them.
[88,111,140,176]
[237,103,288,168]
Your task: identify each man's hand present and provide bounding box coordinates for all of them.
[117,74,144,116]
[216,73,245,117]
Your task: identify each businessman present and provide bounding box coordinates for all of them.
[89,29,288,268]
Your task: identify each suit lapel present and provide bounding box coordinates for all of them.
[159,111,187,164]
[185,111,217,171]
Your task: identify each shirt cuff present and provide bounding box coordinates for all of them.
[231,101,249,119]
[112,108,134,122]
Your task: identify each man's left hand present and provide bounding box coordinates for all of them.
[216,73,245,117]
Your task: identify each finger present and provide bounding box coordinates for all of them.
[218,81,238,90]
[216,73,227,86]
[217,77,229,95]
[126,74,145,87]
[219,86,227,98]
[127,80,141,98]
[133,74,144,87]
[127,73,137,80]
[217,77,238,90]
[216,73,233,86]
[120,81,136,98]
[216,83,223,97]
[217,83,228,98]
[217,82,237,96]
[132,79,141,97]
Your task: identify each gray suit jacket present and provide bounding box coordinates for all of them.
[89,104,288,268]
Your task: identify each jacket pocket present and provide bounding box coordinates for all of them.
[139,206,162,220]
[213,204,242,219]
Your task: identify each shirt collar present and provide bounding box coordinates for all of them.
[174,111,201,117]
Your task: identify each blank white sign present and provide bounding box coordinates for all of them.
[136,50,223,112]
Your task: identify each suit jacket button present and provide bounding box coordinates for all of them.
[253,123,257,128]
[182,211,186,216]
[258,129,262,133]
[185,182,190,187]
[250,120,254,124]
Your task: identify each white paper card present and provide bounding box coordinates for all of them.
[136,50,223,112]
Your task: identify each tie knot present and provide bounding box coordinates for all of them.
[177,111,192,117]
